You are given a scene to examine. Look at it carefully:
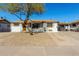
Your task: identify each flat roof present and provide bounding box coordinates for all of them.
[11,20,58,24]
[71,20,79,24]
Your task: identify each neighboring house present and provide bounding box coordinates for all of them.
[58,22,70,31]
[0,17,10,32]
[11,20,59,32]
[58,20,79,31]
[70,20,79,29]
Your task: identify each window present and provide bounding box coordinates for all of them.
[32,23,39,28]
[47,23,52,27]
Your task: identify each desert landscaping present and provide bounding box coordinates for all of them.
[0,32,79,55]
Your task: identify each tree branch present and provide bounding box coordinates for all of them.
[13,13,23,20]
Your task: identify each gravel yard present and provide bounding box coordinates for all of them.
[0,32,79,55]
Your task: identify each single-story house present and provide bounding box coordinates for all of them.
[11,20,59,32]
[0,17,10,32]
[1,17,79,32]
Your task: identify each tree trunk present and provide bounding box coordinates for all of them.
[23,19,33,35]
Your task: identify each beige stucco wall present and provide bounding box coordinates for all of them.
[10,23,23,32]
[43,22,58,32]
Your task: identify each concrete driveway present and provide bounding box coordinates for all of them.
[0,32,79,56]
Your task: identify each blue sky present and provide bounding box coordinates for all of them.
[0,3,79,22]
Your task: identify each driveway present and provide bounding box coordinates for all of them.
[0,32,79,56]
